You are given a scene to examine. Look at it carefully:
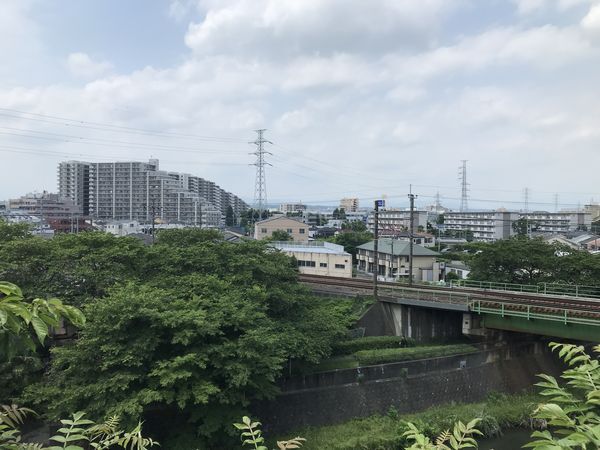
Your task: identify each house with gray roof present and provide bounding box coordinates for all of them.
[356,238,443,282]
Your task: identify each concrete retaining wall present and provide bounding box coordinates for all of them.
[255,341,561,433]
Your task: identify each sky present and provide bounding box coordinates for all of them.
[1,0,600,211]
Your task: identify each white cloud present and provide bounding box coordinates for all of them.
[185,0,460,58]
[582,3,600,37]
[67,53,113,79]
[513,0,591,14]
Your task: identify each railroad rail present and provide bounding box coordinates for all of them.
[298,274,600,326]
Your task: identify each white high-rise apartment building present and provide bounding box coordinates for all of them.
[58,159,247,225]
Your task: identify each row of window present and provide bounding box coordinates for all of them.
[260,228,306,234]
[297,260,346,269]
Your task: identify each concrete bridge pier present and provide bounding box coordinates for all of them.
[357,302,466,342]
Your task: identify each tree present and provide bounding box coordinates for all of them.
[332,208,340,220]
[342,221,368,233]
[467,237,558,284]
[268,230,293,241]
[226,206,236,227]
[0,219,31,242]
[25,235,357,447]
[331,231,373,263]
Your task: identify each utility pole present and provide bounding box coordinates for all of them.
[249,129,273,222]
[408,187,417,286]
[150,202,156,245]
[524,187,530,238]
[373,199,384,300]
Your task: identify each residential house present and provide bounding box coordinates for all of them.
[356,238,442,282]
[254,216,308,241]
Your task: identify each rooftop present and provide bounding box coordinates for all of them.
[270,240,349,255]
[358,238,440,257]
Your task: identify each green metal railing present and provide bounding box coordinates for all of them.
[469,299,600,327]
[452,279,600,299]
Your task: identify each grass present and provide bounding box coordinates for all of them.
[332,336,415,355]
[354,344,477,366]
[280,392,540,450]
[310,343,478,373]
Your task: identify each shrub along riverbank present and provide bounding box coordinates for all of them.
[283,392,539,450]
[308,341,477,372]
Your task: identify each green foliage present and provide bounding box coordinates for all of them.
[268,230,293,241]
[332,336,415,355]
[403,418,482,449]
[0,219,31,242]
[341,221,367,232]
[234,416,305,450]
[155,228,223,247]
[0,281,85,359]
[226,206,236,227]
[15,230,357,446]
[524,342,600,449]
[0,407,158,450]
[330,231,373,262]
[292,393,539,450]
[468,236,574,284]
[0,232,148,307]
[354,344,477,366]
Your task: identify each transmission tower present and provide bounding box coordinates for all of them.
[249,129,272,218]
[523,187,530,213]
[458,160,469,212]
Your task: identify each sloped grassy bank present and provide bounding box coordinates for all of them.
[281,392,539,450]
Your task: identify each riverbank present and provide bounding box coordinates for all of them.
[281,392,540,450]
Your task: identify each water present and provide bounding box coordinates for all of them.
[479,428,532,450]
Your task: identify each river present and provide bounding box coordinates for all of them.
[479,428,532,450]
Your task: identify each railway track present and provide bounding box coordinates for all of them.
[298,274,600,318]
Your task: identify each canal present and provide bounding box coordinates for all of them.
[479,428,532,450]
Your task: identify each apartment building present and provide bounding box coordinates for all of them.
[443,210,591,241]
[443,211,518,241]
[522,211,591,233]
[58,159,247,225]
[270,241,352,278]
[8,191,82,218]
[254,216,308,241]
[367,209,428,233]
[340,197,359,212]
[279,203,307,214]
[58,161,90,214]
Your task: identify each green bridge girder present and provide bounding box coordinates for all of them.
[478,313,600,341]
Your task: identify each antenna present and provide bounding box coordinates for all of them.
[458,160,469,212]
[249,129,272,219]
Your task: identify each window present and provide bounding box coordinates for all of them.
[298,260,316,267]
[261,228,267,233]
[335,264,345,269]
[287,228,293,233]
[320,262,327,267]
[299,228,305,234]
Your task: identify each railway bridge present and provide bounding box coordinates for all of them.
[299,274,600,341]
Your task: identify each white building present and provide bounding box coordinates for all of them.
[443,211,518,242]
[522,211,591,234]
[367,209,428,233]
[279,203,307,214]
[270,241,352,278]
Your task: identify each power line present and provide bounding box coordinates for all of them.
[0,108,247,143]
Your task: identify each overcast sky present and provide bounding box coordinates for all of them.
[1,0,600,210]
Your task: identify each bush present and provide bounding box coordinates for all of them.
[354,344,477,366]
[332,336,415,355]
